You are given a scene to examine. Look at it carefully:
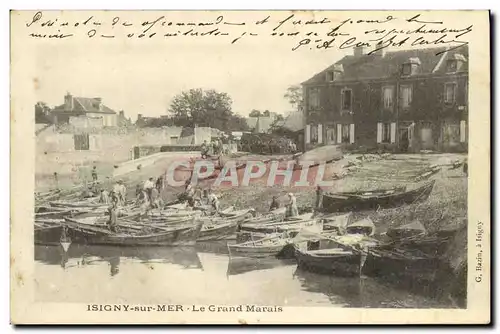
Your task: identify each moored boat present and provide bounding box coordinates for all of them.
[323,212,352,234]
[240,218,323,235]
[322,180,435,213]
[62,217,203,246]
[227,233,292,258]
[294,233,377,276]
[197,220,240,241]
[345,218,376,237]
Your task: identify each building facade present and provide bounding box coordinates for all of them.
[301,46,468,153]
[52,93,118,127]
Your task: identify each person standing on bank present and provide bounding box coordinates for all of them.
[201,140,209,159]
[286,193,299,218]
[91,166,98,183]
[315,186,324,211]
[269,195,280,211]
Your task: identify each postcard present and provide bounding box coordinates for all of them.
[10,10,490,324]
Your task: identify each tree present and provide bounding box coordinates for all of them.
[262,110,270,117]
[168,88,235,130]
[284,85,303,112]
[35,101,52,124]
[228,114,250,132]
[249,109,261,117]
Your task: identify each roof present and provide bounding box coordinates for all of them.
[246,116,274,133]
[302,45,469,85]
[273,112,304,132]
[53,96,116,114]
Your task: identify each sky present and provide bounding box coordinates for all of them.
[24,10,476,122]
[34,40,347,121]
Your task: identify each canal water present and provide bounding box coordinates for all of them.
[35,243,456,308]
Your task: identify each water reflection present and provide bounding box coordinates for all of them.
[227,257,295,277]
[34,244,457,308]
[35,244,202,277]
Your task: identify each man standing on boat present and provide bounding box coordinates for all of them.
[143,177,155,203]
[285,193,299,218]
[207,189,220,214]
[99,188,110,204]
[107,201,118,232]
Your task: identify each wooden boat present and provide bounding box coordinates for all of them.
[240,218,323,235]
[49,199,104,208]
[294,233,377,276]
[323,212,352,234]
[227,233,292,258]
[322,180,435,213]
[62,217,203,246]
[362,247,443,282]
[386,220,426,240]
[197,220,239,241]
[35,220,65,245]
[345,218,376,237]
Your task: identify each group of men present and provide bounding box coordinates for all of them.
[179,179,220,213]
[269,186,323,218]
[200,139,226,159]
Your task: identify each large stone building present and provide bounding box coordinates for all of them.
[301,45,468,153]
[52,93,118,127]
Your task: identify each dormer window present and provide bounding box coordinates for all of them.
[446,59,457,72]
[446,54,466,73]
[326,64,344,82]
[401,57,421,76]
[326,71,335,82]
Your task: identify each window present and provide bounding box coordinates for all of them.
[444,83,457,104]
[446,60,458,72]
[341,89,352,111]
[382,86,394,109]
[341,124,350,143]
[74,134,89,150]
[382,123,391,143]
[326,71,334,82]
[399,85,413,109]
[377,123,396,144]
[310,124,318,143]
[402,63,412,76]
[308,88,320,110]
[326,127,335,144]
[460,120,467,143]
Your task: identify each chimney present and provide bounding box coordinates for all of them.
[64,92,73,111]
[119,110,125,117]
[94,97,102,111]
[353,46,365,57]
[373,41,387,57]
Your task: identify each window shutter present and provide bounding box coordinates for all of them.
[349,124,355,144]
[377,123,382,143]
[336,124,342,144]
[460,120,466,142]
[390,123,397,143]
[317,124,323,144]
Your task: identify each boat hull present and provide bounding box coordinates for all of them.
[295,248,363,277]
[63,220,203,246]
[323,180,435,213]
[362,249,443,282]
[197,221,239,241]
